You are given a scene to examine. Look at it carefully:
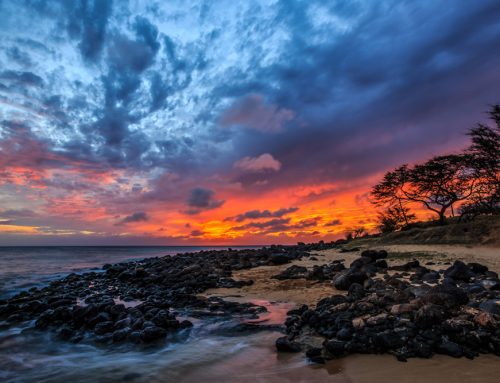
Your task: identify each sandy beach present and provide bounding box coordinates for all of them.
[205,244,500,306]
[203,244,500,382]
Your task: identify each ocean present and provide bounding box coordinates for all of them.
[0,246,329,383]
[0,246,260,299]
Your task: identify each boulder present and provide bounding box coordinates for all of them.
[272,265,308,280]
[276,336,301,352]
[333,269,368,291]
[422,284,468,308]
[324,339,346,356]
[438,340,463,358]
[360,250,388,262]
[94,321,115,335]
[479,300,500,316]
[415,304,445,328]
[444,261,475,282]
[140,326,167,342]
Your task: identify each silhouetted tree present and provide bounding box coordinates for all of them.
[371,104,499,229]
[371,165,413,225]
[461,105,500,217]
[372,155,476,225]
[407,154,476,224]
[377,205,416,233]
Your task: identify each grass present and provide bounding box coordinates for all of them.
[387,251,448,261]
[347,215,500,247]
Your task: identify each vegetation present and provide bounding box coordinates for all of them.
[371,105,500,231]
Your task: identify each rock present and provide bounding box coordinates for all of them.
[481,279,500,291]
[415,304,445,328]
[272,265,308,280]
[57,325,74,340]
[347,283,365,300]
[114,317,131,329]
[444,260,475,282]
[422,284,468,308]
[140,326,167,342]
[324,339,346,356]
[474,312,496,328]
[439,340,463,358]
[468,284,485,294]
[336,327,352,340]
[112,327,131,342]
[374,331,405,350]
[467,263,488,274]
[375,260,388,269]
[350,256,373,269]
[360,250,387,262]
[366,313,388,326]
[479,300,500,315]
[352,318,365,329]
[305,347,324,363]
[179,320,193,328]
[333,269,368,291]
[422,272,440,282]
[94,321,115,335]
[390,260,420,272]
[276,336,301,352]
[268,254,291,265]
[390,304,415,315]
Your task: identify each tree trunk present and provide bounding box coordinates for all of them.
[398,199,409,225]
[438,206,448,225]
[438,213,446,225]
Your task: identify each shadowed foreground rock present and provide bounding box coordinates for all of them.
[277,251,500,362]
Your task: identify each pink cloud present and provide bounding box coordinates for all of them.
[234,153,281,172]
[220,94,294,132]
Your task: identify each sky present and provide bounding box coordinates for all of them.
[0,0,499,245]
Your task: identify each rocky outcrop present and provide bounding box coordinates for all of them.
[0,245,313,344]
[277,251,500,362]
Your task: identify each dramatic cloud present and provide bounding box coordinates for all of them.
[325,219,342,227]
[233,218,291,232]
[227,207,299,222]
[234,153,281,172]
[116,212,148,226]
[0,0,499,244]
[220,94,295,132]
[185,187,225,215]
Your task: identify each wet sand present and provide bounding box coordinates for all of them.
[203,244,500,382]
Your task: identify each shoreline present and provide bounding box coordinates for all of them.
[1,242,500,382]
[204,244,500,306]
[202,243,500,382]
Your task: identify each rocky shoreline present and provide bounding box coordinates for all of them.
[1,242,499,365]
[275,249,500,362]
[0,242,333,345]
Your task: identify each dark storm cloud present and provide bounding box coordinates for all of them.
[65,0,113,61]
[115,212,148,226]
[223,0,500,190]
[185,187,225,215]
[226,207,299,222]
[233,218,291,232]
[231,216,325,234]
[1,0,500,239]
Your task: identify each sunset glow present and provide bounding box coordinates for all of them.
[1,1,499,245]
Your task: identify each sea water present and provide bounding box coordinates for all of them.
[0,246,334,383]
